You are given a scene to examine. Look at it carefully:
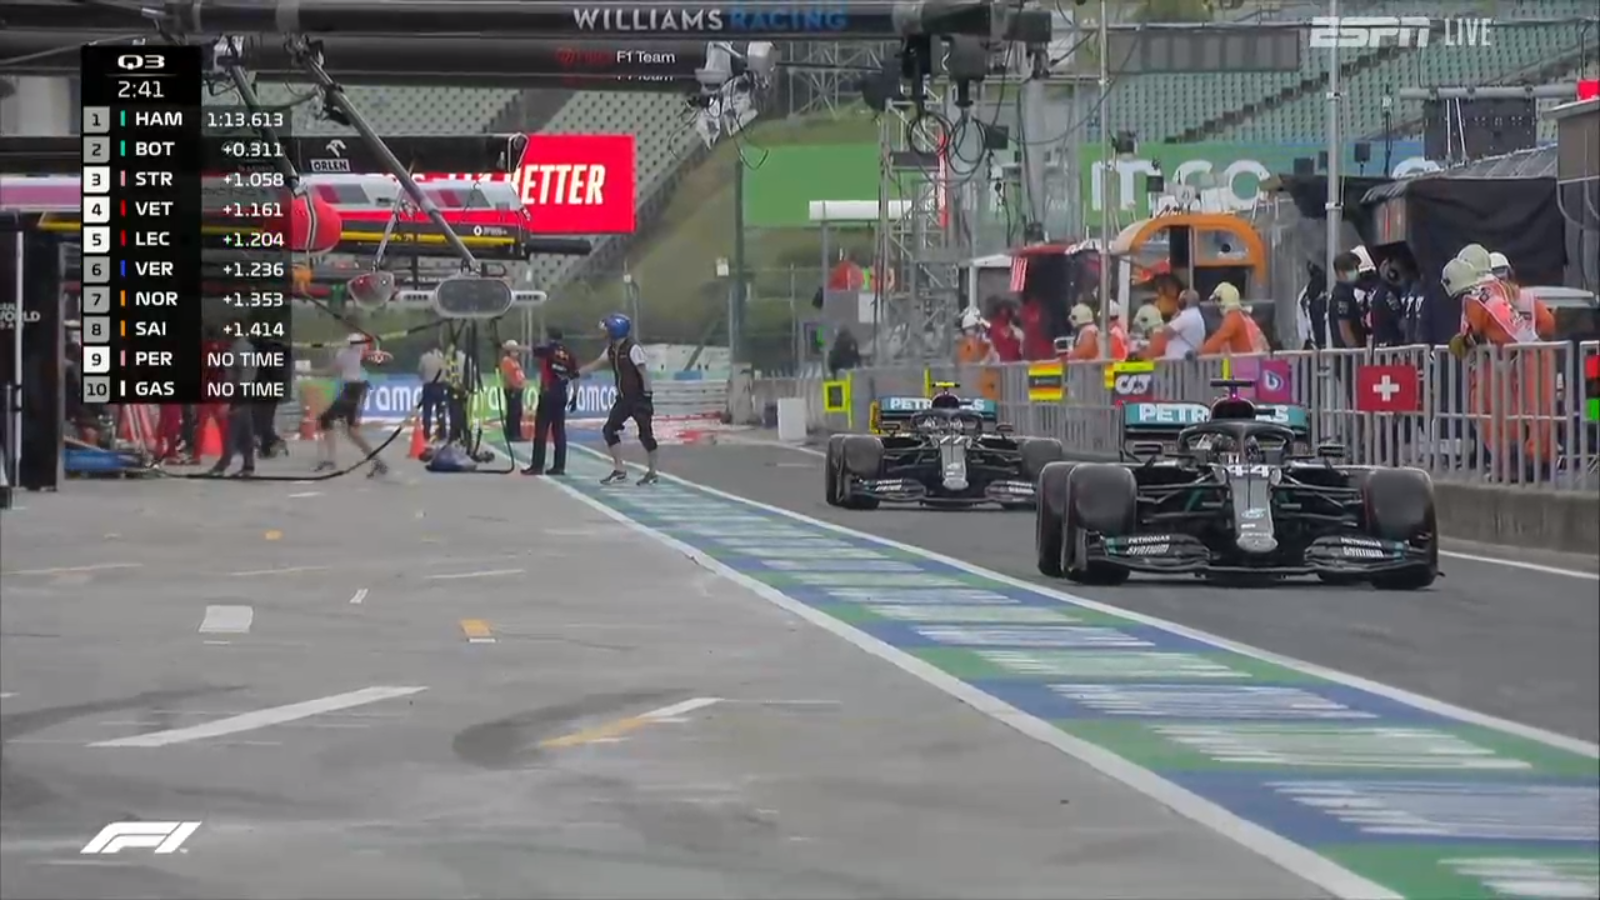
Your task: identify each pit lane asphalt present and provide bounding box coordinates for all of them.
[653,439,1600,744]
[0,456,1319,899]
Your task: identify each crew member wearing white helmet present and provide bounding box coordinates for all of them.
[499,339,528,442]
[1067,303,1128,361]
[1456,243,1494,280]
[315,332,391,477]
[1447,246,1545,346]
[1444,251,1557,474]
[956,306,997,364]
[1128,303,1167,360]
[1484,250,1555,339]
[1488,251,1514,284]
[1200,283,1269,355]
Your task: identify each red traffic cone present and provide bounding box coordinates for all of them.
[198,416,223,458]
[408,422,428,459]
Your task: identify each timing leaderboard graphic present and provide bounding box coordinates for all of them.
[78,45,293,405]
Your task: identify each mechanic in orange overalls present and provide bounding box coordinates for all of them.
[1128,303,1168,360]
[1490,252,1557,339]
[1444,252,1557,478]
[1200,283,1269,356]
[1067,303,1128,361]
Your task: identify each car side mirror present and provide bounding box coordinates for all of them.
[1130,441,1165,460]
[1316,442,1345,459]
[995,423,1014,433]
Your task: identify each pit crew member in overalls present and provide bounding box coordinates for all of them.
[315,333,391,478]
[523,328,579,476]
[577,313,658,486]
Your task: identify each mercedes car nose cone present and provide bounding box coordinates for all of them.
[1236,532,1279,554]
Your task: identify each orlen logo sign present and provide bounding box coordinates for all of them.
[413,134,636,235]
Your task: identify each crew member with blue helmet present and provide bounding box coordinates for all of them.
[577,312,658,485]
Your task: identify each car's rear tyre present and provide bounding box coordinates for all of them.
[1019,437,1066,482]
[836,435,884,511]
[1362,467,1439,590]
[1036,462,1076,576]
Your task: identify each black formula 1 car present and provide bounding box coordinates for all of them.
[1035,380,1439,589]
[826,391,1064,509]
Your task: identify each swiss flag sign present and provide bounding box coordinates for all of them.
[1355,364,1420,413]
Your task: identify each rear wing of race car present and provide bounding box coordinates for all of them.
[875,396,999,430]
[1120,401,1310,456]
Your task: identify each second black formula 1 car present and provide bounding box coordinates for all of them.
[826,386,1064,509]
[1035,380,1439,589]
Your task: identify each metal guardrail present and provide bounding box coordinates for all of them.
[754,342,1600,492]
[654,379,729,419]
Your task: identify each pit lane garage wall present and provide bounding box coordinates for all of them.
[754,342,1600,554]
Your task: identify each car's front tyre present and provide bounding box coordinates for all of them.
[1060,464,1137,586]
[1036,462,1075,576]
[1362,467,1439,591]
[833,435,884,511]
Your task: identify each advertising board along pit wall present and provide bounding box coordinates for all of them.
[298,368,729,425]
[741,140,1435,229]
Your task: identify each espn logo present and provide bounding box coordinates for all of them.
[81,821,201,854]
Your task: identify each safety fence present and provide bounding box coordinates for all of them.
[754,342,1600,492]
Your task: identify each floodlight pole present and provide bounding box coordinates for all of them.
[1097,0,1112,360]
[1324,0,1342,314]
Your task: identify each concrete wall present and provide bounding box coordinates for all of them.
[1433,483,1600,556]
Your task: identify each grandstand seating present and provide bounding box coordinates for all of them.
[1224,18,1596,143]
[522,92,701,292]
[1103,0,1596,145]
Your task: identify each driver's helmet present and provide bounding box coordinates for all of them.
[1210,397,1257,421]
[930,389,962,410]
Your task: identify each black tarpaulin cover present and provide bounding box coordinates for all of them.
[1358,176,1564,343]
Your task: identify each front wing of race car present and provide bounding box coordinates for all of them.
[1085,532,1433,577]
[851,468,1036,506]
